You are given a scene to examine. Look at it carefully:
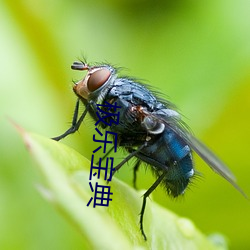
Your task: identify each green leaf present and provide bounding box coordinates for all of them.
[19,127,227,250]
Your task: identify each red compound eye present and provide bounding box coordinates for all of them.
[87,68,111,92]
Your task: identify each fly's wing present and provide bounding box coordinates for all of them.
[150,110,247,198]
[182,132,248,198]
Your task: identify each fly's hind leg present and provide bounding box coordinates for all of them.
[140,172,167,240]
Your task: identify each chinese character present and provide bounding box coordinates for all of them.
[93,128,118,153]
[97,101,121,112]
[86,182,113,207]
[95,101,121,126]
[89,154,115,182]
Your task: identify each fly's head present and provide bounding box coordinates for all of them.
[72,61,116,101]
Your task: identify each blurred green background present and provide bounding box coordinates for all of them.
[1,0,250,249]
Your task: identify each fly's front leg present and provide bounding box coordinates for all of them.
[140,172,167,240]
[52,99,89,141]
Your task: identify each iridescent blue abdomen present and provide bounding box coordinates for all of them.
[136,128,194,197]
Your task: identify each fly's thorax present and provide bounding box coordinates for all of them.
[140,109,181,135]
[73,64,117,103]
[141,115,165,134]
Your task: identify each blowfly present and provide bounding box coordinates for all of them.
[52,60,246,240]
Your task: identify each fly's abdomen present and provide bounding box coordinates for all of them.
[164,153,193,197]
[162,129,194,196]
[138,128,194,197]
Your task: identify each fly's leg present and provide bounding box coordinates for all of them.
[52,99,89,141]
[96,145,115,185]
[95,146,114,165]
[133,160,141,189]
[111,143,147,178]
[140,172,167,240]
